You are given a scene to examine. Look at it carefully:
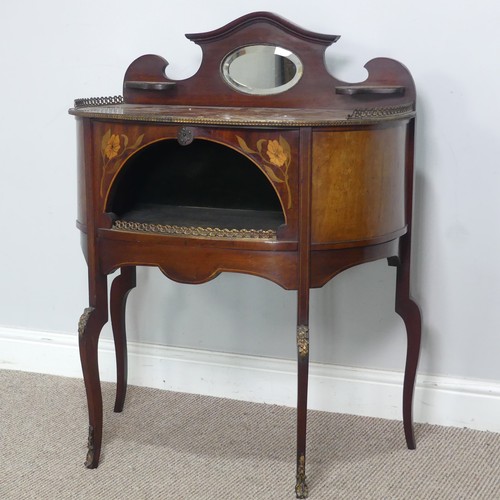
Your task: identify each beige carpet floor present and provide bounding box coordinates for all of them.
[1,369,499,499]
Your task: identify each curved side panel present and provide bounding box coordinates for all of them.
[311,123,407,246]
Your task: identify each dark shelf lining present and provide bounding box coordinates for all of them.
[117,203,285,231]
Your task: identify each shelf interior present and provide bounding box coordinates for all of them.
[108,139,285,231]
[119,204,283,231]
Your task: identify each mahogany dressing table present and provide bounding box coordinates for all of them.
[70,12,421,498]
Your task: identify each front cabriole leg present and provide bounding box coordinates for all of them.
[295,324,309,499]
[78,273,108,468]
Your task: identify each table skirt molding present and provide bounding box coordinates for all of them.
[1,325,499,434]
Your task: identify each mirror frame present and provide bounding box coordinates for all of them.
[221,45,303,96]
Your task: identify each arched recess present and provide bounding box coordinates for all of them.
[106,139,286,232]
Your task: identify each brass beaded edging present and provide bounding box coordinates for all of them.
[74,95,124,108]
[70,111,415,127]
[347,104,414,119]
[71,95,415,126]
[112,220,277,240]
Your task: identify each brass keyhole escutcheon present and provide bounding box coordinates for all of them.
[177,127,194,146]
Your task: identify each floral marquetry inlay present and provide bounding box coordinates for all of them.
[236,135,292,209]
[100,130,145,197]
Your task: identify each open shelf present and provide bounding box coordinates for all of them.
[118,203,283,231]
[108,138,285,235]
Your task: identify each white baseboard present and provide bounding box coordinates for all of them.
[1,326,499,433]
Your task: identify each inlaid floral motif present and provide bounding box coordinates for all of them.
[266,139,287,167]
[100,130,144,197]
[103,134,121,159]
[236,135,292,209]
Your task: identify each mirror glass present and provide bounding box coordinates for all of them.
[222,45,303,95]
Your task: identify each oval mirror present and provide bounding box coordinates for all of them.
[222,45,303,95]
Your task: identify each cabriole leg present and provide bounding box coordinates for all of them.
[110,266,137,413]
[78,273,108,468]
[296,324,309,499]
[390,235,422,449]
[295,286,310,498]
